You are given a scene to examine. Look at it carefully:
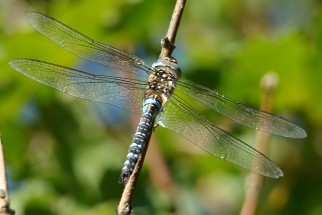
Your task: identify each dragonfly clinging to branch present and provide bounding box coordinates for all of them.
[9,12,306,184]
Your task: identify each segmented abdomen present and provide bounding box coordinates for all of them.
[119,97,161,184]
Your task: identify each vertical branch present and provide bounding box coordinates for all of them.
[159,0,187,59]
[239,72,279,215]
[0,136,15,215]
[117,0,187,214]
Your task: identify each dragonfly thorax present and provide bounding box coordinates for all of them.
[146,67,179,106]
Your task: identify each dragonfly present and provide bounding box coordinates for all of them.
[9,11,306,184]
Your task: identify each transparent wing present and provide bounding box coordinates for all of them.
[24,11,152,78]
[9,59,146,114]
[157,94,283,178]
[176,80,306,138]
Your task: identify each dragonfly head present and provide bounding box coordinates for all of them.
[152,57,181,78]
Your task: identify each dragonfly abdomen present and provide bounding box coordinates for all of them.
[119,95,162,184]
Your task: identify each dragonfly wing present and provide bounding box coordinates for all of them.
[176,80,306,138]
[157,95,283,178]
[23,11,152,78]
[9,59,145,114]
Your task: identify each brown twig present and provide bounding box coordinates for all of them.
[117,0,186,214]
[0,136,15,215]
[239,72,279,215]
[159,0,187,59]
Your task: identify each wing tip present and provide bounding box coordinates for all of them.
[284,126,307,139]
[295,127,307,138]
[8,59,20,71]
[23,11,36,22]
[258,166,283,179]
[273,168,284,179]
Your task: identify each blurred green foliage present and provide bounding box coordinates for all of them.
[0,0,320,214]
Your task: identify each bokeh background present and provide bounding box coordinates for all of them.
[0,0,320,214]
